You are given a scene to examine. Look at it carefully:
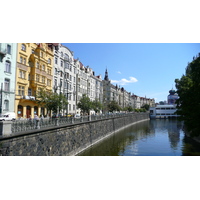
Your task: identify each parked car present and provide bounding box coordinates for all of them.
[74,114,81,119]
[0,112,16,121]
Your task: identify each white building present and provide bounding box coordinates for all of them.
[0,43,17,115]
[150,105,179,118]
[53,43,77,116]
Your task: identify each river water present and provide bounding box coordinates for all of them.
[78,119,200,156]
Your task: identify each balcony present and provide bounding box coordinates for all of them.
[22,95,35,100]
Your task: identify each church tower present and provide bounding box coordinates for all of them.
[104,68,109,81]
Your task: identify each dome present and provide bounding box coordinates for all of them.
[169,89,176,95]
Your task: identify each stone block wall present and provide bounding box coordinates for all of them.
[0,113,149,156]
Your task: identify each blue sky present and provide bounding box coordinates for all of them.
[62,43,200,103]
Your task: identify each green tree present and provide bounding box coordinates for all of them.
[107,101,121,112]
[77,94,92,115]
[91,99,103,113]
[175,55,200,136]
[141,104,150,111]
[36,89,68,115]
[123,106,134,112]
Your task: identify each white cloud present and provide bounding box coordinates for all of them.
[111,76,138,85]
[117,71,121,74]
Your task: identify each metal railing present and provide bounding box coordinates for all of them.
[11,112,147,134]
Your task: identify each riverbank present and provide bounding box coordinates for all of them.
[0,113,149,156]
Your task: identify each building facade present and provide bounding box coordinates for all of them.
[0,43,17,115]
[53,43,76,116]
[0,43,155,118]
[15,43,54,118]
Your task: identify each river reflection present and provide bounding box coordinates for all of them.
[78,119,200,156]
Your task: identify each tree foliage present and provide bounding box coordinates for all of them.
[77,94,92,115]
[141,104,150,111]
[107,101,121,112]
[91,99,103,113]
[175,55,200,136]
[36,89,68,115]
[123,106,134,112]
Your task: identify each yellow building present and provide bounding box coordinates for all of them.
[15,43,55,119]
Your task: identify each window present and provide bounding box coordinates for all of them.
[18,86,25,95]
[5,61,11,73]
[20,57,23,63]
[69,104,71,111]
[61,52,63,57]
[64,53,69,61]
[42,65,45,71]
[55,57,58,64]
[73,105,75,110]
[48,58,51,64]
[61,60,63,67]
[65,63,69,69]
[47,79,51,86]
[4,79,10,92]
[36,62,39,68]
[23,58,26,65]
[28,88,32,96]
[41,52,43,57]
[47,68,51,75]
[36,74,40,82]
[31,49,35,54]
[42,76,45,83]
[19,70,26,79]
[54,79,57,86]
[21,44,26,51]
[4,100,9,111]
[7,45,11,54]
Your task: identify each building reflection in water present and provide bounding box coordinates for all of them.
[78,119,200,156]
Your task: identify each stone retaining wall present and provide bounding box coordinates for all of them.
[0,113,149,156]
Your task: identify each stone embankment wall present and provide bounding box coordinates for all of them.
[0,113,149,156]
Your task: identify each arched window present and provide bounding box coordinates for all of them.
[21,44,26,51]
[18,105,23,117]
[34,106,38,115]
[5,60,11,73]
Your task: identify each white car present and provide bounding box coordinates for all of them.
[74,114,81,119]
[0,112,16,121]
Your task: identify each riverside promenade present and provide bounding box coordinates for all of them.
[0,113,149,156]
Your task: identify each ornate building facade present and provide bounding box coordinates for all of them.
[15,43,55,118]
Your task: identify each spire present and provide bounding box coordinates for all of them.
[104,68,109,81]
